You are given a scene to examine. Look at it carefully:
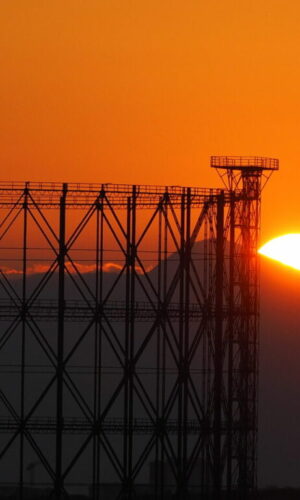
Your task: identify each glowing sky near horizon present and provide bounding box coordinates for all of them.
[1,1,300,241]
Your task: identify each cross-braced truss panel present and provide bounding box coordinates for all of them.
[0,167,272,499]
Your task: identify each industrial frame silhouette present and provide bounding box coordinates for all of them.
[0,157,278,499]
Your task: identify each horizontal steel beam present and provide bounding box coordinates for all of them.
[0,182,242,208]
[0,299,242,322]
[0,417,216,435]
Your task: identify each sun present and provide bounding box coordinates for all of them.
[258,234,300,271]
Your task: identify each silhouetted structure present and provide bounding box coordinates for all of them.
[0,157,278,499]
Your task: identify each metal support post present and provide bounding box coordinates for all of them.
[226,192,235,498]
[213,191,224,499]
[19,184,28,500]
[55,183,67,499]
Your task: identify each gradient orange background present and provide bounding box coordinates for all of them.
[1,1,299,242]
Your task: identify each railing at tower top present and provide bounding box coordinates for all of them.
[211,156,279,171]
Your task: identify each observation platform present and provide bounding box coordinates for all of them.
[211,155,279,171]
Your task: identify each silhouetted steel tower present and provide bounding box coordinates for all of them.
[210,156,278,498]
[0,157,278,500]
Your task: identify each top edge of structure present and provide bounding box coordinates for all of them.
[0,181,225,195]
[210,156,279,171]
[0,182,241,208]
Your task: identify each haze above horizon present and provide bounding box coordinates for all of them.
[0,1,297,238]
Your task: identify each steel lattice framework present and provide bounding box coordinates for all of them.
[0,157,278,500]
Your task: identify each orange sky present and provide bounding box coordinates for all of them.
[1,1,300,241]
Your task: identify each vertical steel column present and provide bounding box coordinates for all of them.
[176,190,185,499]
[160,194,168,499]
[226,192,235,498]
[183,188,191,496]
[19,184,28,500]
[238,180,251,497]
[92,203,99,500]
[97,196,104,498]
[213,191,224,499]
[123,196,130,498]
[124,186,136,499]
[202,215,208,498]
[252,190,260,494]
[55,183,67,500]
[129,185,136,498]
[237,172,260,498]
[93,194,103,500]
[155,203,162,499]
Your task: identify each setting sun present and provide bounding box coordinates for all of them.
[259,234,300,271]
